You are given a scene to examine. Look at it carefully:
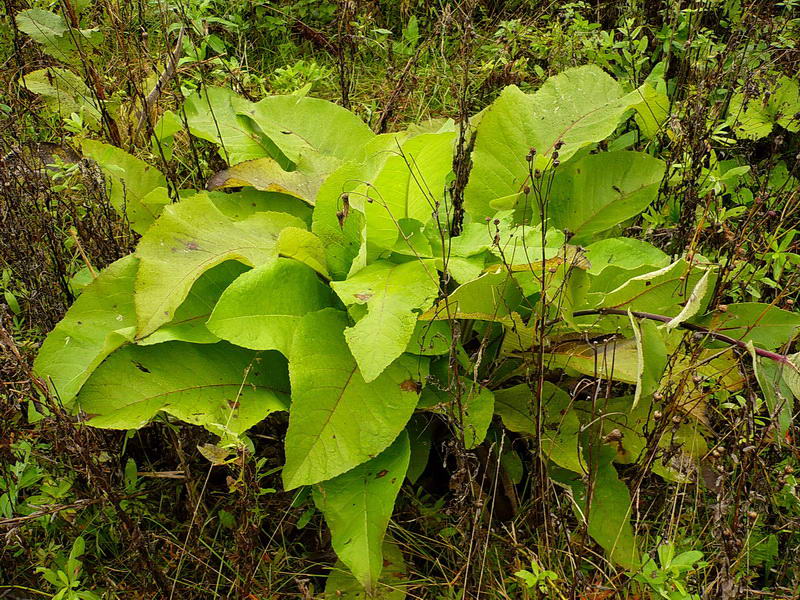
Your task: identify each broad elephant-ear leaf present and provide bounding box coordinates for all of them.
[313,433,410,594]
[183,87,271,165]
[207,258,333,356]
[206,157,326,205]
[133,192,306,337]
[310,134,408,280]
[77,342,289,441]
[588,259,716,317]
[277,227,330,277]
[16,9,103,65]
[691,302,800,350]
[355,132,456,252]
[238,94,375,166]
[546,151,666,244]
[465,65,653,219]
[34,256,138,404]
[82,140,170,234]
[419,267,523,323]
[138,260,250,346]
[283,309,425,489]
[331,260,439,382]
[584,237,670,293]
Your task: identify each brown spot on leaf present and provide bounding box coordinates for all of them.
[185,240,200,251]
[375,469,388,479]
[354,293,373,301]
[400,379,422,393]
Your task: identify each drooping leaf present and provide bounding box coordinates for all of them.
[20,68,101,127]
[16,9,103,65]
[78,342,289,439]
[331,260,439,382]
[82,140,170,234]
[584,237,669,293]
[283,309,424,489]
[589,259,715,317]
[324,537,409,599]
[420,267,523,323]
[207,258,333,356]
[577,445,640,569]
[465,66,652,219]
[692,303,800,350]
[206,156,327,204]
[138,261,250,346]
[544,338,639,384]
[311,134,407,279]
[629,313,668,409]
[134,193,305,337]
[749,344,793,439]
[662,269,712,330]
[239,94,375,167]
[313,433,409,593]
[277,227,330,276]
[546,151,666,244]
[183,87,268,165]
[34,256,138,404]
[494,382,583,473]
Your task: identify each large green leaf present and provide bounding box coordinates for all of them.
[420,267,523,323]
[82,140,170,234]
[324,538,408,599]
[584,237,669,293]
[577,445,640,569]
[464,66,650,219]
[355,132,455,252]
[20,68,101,127]
[78,342,289,439]
[183,87,268,165]
[331,260,439,382]
[206,157,327,204]
[238,94,375,166]
[692,303,800,350]
[16,9,103,65]
[546,151,665,244]
[283,309,424,489]
[544,338,640,384]
[34,256,138,404]
[313,433,409,593]
[588,259,715,317]
[207,258,333,356]
[138,261,249,346]
[133,193,305,337]
[494,382,583,473]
